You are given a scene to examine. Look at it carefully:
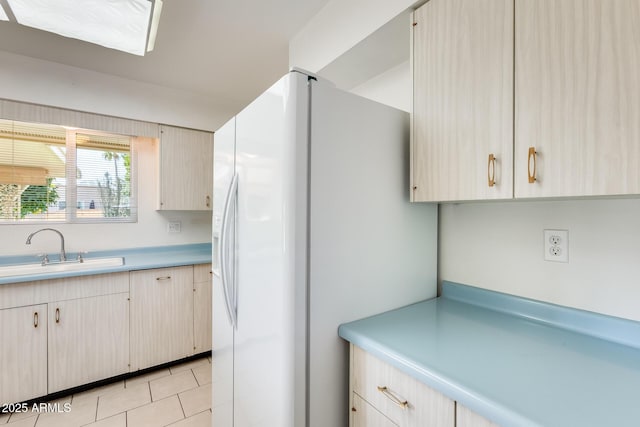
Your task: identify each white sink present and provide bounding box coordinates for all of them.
[0,257,124,278]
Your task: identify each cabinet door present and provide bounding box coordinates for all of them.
[130,266,194,370]
[351,393,398,427]
[0,304,47,404]
[456,404,500,427]
[158,125,214,210]
[515,0,640,198]
[48,293,129,393]
[412,0,513,202]
[193,263,212,353]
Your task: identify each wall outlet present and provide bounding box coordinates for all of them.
[167,220,182,233]
[543,229,568,262]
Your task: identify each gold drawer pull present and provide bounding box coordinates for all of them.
[34,312,39,328]
[377,386,408,409]
[55,308,60,324]
[488,153,496,187]
[527,147,537,183]
[156,276,172,281]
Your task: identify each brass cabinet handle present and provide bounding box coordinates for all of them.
[156,276,172,281]
[377,386,408,409]
[206,195,211,208]
[488,154,496,187]
[527,147,537,183]
[34,312,39,328]
[55,308,60,324]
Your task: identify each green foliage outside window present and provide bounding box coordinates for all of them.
[20,178,60,218]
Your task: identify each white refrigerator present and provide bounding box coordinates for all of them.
[212,70,437,427]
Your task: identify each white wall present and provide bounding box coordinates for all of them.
[0,51,227,132]
[439,199,640,322]
[289,0,416,72]
[0,138,212,257]
[350,61,411,112]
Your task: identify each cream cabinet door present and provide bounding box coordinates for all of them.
[48,293,129,393]
[158,125,213,210]
[456,404,500,427]
[0,304,47,404]
[412,0,513,202]
[351,393,398,427]
[130,266,194,371]
[193,263,212,353]
[515,0,640,198]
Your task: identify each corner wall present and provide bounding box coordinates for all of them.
[289,0,416,72]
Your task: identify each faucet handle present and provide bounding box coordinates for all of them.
[36,254,50,266]
[77,251,88,263]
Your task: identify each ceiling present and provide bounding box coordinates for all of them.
[0,0,331,119]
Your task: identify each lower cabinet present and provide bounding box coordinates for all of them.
[0,304,47,405]
[130,266,195,371]
[350,345,499,427]
[0,262,212,404]
[193,264,213,353]
[48,293,129,393]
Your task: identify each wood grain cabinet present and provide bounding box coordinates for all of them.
[412,0,640,202]
[411,0,513,202]
[48,293,129,393]
[514,0,640,198]
[130,266,195,371]
[350,345,455,426]
[158,125,214,211]
[193,263,213,353]
[0,304,47,405]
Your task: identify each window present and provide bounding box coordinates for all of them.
[0,119,137,223]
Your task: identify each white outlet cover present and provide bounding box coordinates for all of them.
[167,220,181,233]
[543,229,568,262]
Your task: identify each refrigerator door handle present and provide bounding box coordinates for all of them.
[219,173,238,326]
[227,174,239,329]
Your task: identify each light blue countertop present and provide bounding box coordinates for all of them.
[0,243,212,285]
[338,281,640,427]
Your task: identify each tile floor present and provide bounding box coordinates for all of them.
[0,357,212,427]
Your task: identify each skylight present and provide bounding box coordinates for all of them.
[0,4,8,21]
[4,0,163,56]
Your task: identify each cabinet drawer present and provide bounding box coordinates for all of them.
[351,345,454,426]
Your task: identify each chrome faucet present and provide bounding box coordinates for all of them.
[25,228,67,262]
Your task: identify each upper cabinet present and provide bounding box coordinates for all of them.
[158,125,214,210]
[411,0,513,202]
[515,0,640,198]
[412,0,640,202]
